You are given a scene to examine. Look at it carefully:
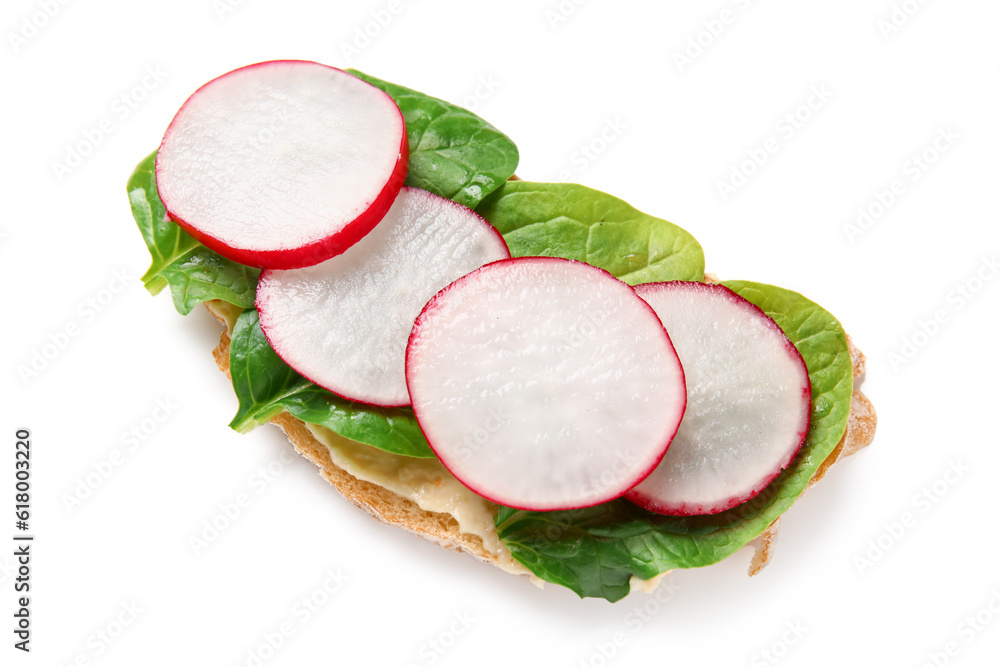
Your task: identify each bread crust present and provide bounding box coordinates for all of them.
[208,308,506,567]
[749,340,876,575]
[205,298,877,585]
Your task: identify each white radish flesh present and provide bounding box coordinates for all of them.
[626,281,811,516]
[256,187,509,407]
[405,257,687,511]
[156,60,407,269]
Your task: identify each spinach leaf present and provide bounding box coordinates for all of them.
[496,281,853,601]
[127,152,259,314]
[348,69,519,209]
[228,309,434,458]
[476,181,705,283]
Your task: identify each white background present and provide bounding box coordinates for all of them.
[3,1,999,665]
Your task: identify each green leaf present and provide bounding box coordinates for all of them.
[127,151,260,314]
[228,309,434,458]
[496,281,853,601]
[476,181,705,283]
[157,246,260,316]
[127,151,196,294]
[347,69,519,209]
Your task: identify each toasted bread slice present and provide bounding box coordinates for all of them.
[204,297,877,587]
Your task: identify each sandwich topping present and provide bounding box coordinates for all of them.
[128,62,873,601]
[302,421,528,575]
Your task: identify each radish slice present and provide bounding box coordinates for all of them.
[156,60,407,269]
[625,282,811,516]
[256,187,510,407]
[405,257,687,511]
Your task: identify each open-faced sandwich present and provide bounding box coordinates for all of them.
[127,60,876,602]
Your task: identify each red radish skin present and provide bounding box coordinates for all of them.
[256,187,510,407]
[626,282,811,516]
[156,60,408,269]
[405,257,687,512]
